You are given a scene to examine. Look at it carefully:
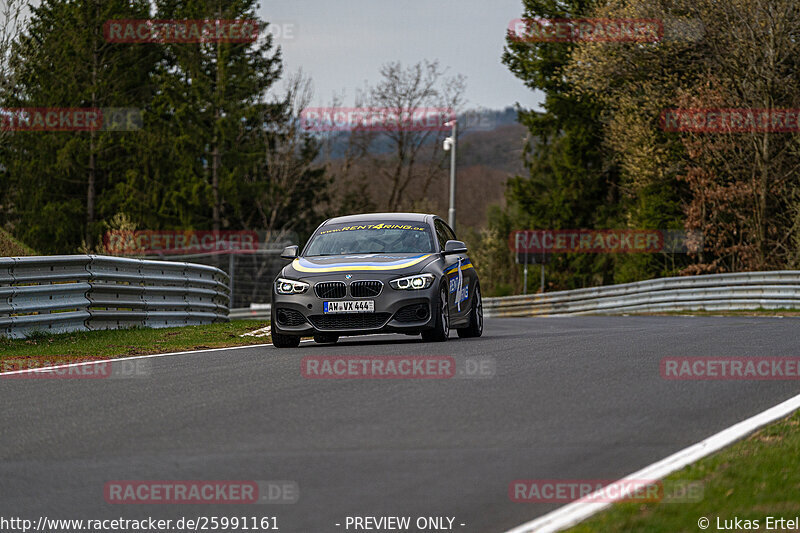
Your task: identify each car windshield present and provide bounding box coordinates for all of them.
[304,222,435,256]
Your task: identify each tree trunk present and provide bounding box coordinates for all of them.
[212,37,223,232]
[86,31,98,249]
[212,140,220,232]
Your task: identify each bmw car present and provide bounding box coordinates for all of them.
[270,213,483,347]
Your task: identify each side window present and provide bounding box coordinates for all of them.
[434,220,449,251]
[443,223,457,242]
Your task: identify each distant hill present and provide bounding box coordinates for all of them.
[322,108,532,229]
[318,107,527,173]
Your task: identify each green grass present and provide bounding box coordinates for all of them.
[566,411,800,533]
[0,320,270,369]
[0,228,36,256]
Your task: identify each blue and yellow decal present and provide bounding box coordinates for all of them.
[446,259,472,312]
[445,260,473,276]
[292,254,434,273]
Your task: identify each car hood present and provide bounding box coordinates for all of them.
[282,253,439,279]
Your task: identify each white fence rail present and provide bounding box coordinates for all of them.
[1,255,230,338]
[483,271,800,317]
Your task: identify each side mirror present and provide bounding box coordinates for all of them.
[443,240,467,255]
[280,245,299,260]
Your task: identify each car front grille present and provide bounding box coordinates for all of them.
[394,303,430,322]
[314,281,346,299]
[350,280,383,297]
[275,308,307,327]
[308,313,391,330]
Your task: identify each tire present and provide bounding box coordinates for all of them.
[313,334,339,344]
[422,285,450,342]
[457,283,483,338]
[272,330,301,348]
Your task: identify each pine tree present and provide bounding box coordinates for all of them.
[501,0,621,289]
[149,0,284,232]
[1,0,158,252]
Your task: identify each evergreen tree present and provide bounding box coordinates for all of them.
[148,0,285,232]
[1,0,158,253]
[501,0,621,290]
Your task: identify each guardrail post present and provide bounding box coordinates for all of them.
[228,252,235,309]
[0,258,14,337]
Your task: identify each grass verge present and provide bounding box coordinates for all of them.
[0,228,36,256]
[566,410,800,533]
[0,320,270,368]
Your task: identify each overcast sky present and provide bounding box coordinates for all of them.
[258,0,545,111]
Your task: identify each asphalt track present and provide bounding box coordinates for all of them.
[2,316,800,532]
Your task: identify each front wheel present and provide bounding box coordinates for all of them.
[421,285,449,342]
[272,330,301,348]
[457,284,483,338]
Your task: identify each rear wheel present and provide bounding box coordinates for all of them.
[457,284,483,338]
[422,285,449,342]
[313,334,339,344]
[272,330,301,348]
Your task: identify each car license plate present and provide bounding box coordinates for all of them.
[323,300,375,313]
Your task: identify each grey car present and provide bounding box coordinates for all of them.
[270,213,483,348]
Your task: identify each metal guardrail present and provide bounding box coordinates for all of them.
[484,271,800,317]
[1,255,230,338]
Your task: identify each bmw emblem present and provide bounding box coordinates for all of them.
[345,274,353,280]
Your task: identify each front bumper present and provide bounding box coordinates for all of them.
[271,282,438,336]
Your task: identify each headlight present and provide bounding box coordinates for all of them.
[390,273,434,290]
[275,277,309,294]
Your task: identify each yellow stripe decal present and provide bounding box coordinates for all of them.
[446,263,473,275]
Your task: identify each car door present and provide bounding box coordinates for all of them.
[435,219,471,323]
[448,222,476,322]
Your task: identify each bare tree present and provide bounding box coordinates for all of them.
[346,60,466,212]
[566,0,800,272]
[0,0,25,140]
[0,0,25,227]
[237,68,327,236]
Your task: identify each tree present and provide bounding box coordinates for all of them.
[0,0,24,126]
[677,0,800,272]
[149,0,284,233]
[232,70,329,240]
[342,60,465,213]
[1,0,158,253]
[0,0,26,229]
[501,0,623,290]
[564,0,800,273]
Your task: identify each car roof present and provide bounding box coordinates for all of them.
[323,212,435,225]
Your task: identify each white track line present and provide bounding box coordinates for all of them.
[0,332,401,377]
[0,343,273,377]
[503,391,800,533]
